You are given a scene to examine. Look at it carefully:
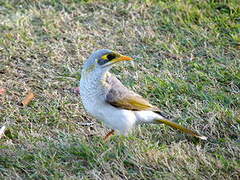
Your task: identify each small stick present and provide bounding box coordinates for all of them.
[0,125,6,139]
[21,91,35,106]
[103,130,115,141]
[78,122,95,126]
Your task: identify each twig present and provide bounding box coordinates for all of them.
[78,122,95,126]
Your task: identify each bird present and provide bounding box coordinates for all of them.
[79,49,207,140]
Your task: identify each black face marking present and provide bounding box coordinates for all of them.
[97,53,117,65]
[97,59,109,65]
[107,54,116,60]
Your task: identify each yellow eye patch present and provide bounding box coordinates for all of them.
[101,54,109,60]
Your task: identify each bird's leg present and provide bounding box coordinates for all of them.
[103,130,115,141]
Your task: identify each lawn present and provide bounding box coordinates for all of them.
[0,0,239,179]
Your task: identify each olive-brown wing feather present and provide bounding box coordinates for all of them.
[105,75,159,111]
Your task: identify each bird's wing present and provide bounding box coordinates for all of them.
[105,75,207,140]
[105,75,159,111]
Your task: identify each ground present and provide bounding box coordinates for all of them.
[0,0,239,179]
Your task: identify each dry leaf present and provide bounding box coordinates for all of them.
[21,91,35,106]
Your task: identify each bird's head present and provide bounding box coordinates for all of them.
[82,49,133,73]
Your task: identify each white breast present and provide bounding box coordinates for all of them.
[79,70,137,135]
[80,70,106,120]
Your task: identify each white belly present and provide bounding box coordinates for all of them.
[80,76,137,135]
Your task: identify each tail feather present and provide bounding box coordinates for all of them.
[155,119,207,140]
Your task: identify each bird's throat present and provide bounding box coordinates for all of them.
[81,67,111,92]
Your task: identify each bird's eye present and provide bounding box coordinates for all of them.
[98,53,117,65]
[106,54,116,60]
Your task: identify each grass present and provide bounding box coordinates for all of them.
[0,0,239,179]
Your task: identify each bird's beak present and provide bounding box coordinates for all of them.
[111,55,133,63]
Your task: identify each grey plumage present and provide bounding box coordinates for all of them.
[83,49,112,69]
